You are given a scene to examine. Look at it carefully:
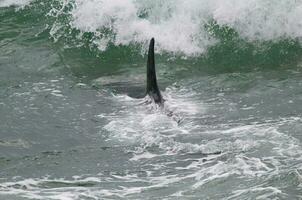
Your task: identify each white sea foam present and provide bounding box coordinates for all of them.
[1,120,302,199]
[102,85,207,151]
[0,0,32,7]
[99,85,302,198]
[5,0,302,55]
[65,0,302,56]
[2,1,302,198]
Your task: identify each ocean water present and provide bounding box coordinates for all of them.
[1,0,302,199]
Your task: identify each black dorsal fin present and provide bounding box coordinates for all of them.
[146,38,163,104]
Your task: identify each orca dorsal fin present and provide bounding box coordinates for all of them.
[146,38,163,104]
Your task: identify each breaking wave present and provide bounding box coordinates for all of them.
[2,0,302,68]
[60,0,302,55]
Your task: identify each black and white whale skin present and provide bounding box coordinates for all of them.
[145,38,164,105]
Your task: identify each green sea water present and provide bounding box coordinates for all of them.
[1,0,302,199]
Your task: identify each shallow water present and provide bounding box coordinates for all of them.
[1,0,302,199]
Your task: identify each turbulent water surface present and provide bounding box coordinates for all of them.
[1,0,302,199]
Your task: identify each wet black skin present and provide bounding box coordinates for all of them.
[146,38,164,105]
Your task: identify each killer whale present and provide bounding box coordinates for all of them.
[144,38,179,121]
[146,38,164,105]
[143,39,222,155]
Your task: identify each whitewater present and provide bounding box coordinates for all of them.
[1,0,302,199]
